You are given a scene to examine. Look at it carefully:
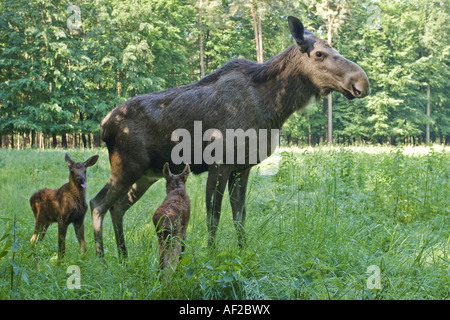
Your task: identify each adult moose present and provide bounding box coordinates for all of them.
[90,16,370,258]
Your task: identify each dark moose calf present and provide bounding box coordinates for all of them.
[30,153,99,259]
[153,163,190,276]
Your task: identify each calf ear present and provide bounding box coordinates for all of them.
[181,164,190,181]
[288,16,309,53]
[163,162,171,178]
[85,155,99,167]
[65,153,74,167]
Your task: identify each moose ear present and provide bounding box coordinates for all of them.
[85,155,99,167]
[181,163,190,181]
[288,16,309,53]
[163,162,171,178]
[65,153,74,167]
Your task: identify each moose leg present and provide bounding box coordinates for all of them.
[37,223,50,242]
[30,226,40,245]
[30,204,43,244]
[73,221,86,257]
[91,147,151,257]
[91,172,143,257]
[91,182,134,257]
[157,229,171,270]
[110,173,158,259]
[206,165,232,247]
[180,222,188,255]
[228,167,251,248]
[30,214,50,245]
[57,219,68,259]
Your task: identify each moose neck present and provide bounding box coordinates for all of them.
[69,179,85,196]
[166,185,186,195]
[257,45,319,129]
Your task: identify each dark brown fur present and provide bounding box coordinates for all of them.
[90,16,370,257]
[153,163,190,275]
[30,153,98,259]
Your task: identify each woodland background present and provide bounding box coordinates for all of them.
[0,0,449,148]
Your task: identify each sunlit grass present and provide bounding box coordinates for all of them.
[0,145,448,299]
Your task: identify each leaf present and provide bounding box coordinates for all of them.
[185,269,194,280]
[0,250,8,259]
[217,274,233,283]
[11,260,19,274]
[203,262,214,270]
[21,271,30,285]
[0,230,10,242]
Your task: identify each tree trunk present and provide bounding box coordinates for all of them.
[93,132,101,148]
[250,1,263,63]
[52,133,57,148]
[61,133,67,148]
[81,134,87,148]
[426,83,430,145]
[31,131,36,148]
[257,15,263,63]
[79,111,87,148]
[117,71,121,97]
[327,19,333,145]
[328,94,332,144]
[198,0,205,77]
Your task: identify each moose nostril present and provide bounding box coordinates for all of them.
[352,85,362,97]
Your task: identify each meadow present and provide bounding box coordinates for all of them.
[0,145,448,300]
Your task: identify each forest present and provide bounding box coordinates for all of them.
[0,0,449,148]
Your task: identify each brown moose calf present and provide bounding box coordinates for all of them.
[153,163,190,275]
[30,153,99,259]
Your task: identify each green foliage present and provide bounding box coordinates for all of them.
[0,0,448,145]
[0,0,198,139]
[0,147,448,299]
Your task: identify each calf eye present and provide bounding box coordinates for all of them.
[316,51,322,58]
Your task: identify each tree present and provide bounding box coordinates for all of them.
[305,0,348,144]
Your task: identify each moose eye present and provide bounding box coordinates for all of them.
[316,51,322,58]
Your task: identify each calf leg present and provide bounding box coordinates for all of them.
[73,221,86,257]
[30,214,50,245]
[158,232,182,278]
[30,203,44,244]
[37,223,50,242]
[57,219,68,259]
[157,230,171,270]
[228,168,251,248]
[206,165,232,247]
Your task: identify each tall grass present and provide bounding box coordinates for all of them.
[0,146,448,300]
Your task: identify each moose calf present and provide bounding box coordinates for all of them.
[30,153,99,259]
[153,163,190,276]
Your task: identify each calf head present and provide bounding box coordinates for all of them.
[65,153,99,189]
[163,162,190,193]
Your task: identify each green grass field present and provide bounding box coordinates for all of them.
[0,146,448,300]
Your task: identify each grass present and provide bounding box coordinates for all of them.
[0,145,448,300]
